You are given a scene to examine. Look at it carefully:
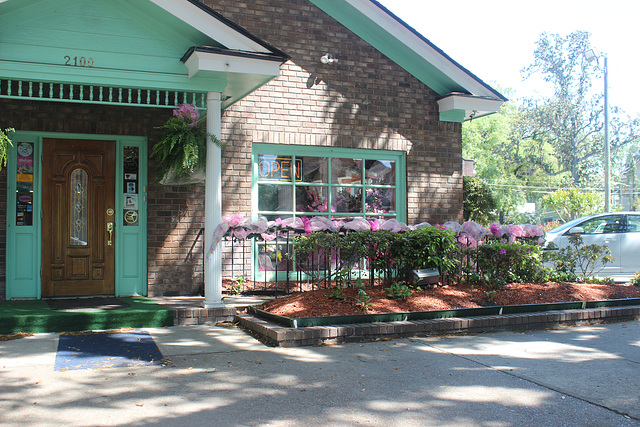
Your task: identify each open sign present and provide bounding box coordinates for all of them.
[258,155,302,182]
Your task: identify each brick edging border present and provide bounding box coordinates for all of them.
[236,305,640,347]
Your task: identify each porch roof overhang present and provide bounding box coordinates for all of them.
[308,0,507,122]
[181,46,286,109]
[0,0,288,109]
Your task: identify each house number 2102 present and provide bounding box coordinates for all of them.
[64,56,94,67]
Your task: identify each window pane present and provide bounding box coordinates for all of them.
[257,154,298,182]
[365,160,395,185]
[331,186,362,213]
[70,168,88,246]
[296,186,328,213]
[299,156,328,183]
[258,184,292,212]
[123,146,139,226]
[365,187,395,214]
[331,158,362,184]
[627,215,640,232]
[258,241,293,271]
[578,215,624,234]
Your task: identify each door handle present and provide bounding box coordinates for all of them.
[107,222,113,246]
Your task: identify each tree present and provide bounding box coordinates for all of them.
[516,31,640,188]
[542,188,602,222]
[463,176,497,225]
[463,97,563,223]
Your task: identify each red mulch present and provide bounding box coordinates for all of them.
[258,282,640,318]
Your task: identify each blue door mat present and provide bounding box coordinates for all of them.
[55,331,163,371]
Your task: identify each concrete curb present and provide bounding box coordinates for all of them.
[237,305,640,347]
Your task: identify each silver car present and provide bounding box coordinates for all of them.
[544,212,640,282]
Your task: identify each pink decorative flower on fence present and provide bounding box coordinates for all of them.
[344,217,371,231]
[380,219,408,233]
[368,219,381,231]
[490,222,503,237]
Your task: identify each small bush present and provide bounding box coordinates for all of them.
[543,235,613,280]
[385,282,413,300]
[470,242,545,289]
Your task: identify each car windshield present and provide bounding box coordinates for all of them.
[548,216,591,234]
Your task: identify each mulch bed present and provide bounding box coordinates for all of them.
[258,282,640,318]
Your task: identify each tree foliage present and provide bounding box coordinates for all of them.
[463,176,497,225]
[518,31,640,187]
[542,188,602,222]
[463,31,640,221]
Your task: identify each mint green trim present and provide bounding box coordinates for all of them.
[0,62,227,94]
[6,133,41,300]
[252,143,407,222]
[4,131,148,300]
[115,138,148,297]
[439,109,466,123]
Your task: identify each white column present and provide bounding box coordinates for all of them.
[203,91,225,308]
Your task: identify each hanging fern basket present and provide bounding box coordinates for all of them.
[151,104,224,186]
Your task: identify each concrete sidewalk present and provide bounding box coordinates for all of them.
[1,322,639,426]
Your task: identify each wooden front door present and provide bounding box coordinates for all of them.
[42,139,116,297]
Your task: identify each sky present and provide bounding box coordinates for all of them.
[377,0,640,116]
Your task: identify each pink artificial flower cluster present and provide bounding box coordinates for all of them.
[214,215,546,247]
[173,104,200,128]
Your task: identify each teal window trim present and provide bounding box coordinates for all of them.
[6,132,41,299]
[251,143,407,281]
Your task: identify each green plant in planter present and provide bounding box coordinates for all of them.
[152,104,224,184]
[0,127,15,171]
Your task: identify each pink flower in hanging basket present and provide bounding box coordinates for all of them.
[173,104,200,128]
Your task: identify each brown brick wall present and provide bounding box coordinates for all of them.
[206,0,463,277]
[207,0,463,224]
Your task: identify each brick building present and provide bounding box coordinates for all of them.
[0,0,504,302]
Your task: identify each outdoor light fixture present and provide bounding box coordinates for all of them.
[585,48,610,211]
[320,53,338,64]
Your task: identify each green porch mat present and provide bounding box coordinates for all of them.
[0,297,174,334]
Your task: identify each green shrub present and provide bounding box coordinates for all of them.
[470,242,545,289]
[294,227,458,285]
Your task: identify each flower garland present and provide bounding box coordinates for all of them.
[207,215,545,260]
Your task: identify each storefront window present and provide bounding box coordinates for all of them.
[255,147,402,220]
[253,145,404,274]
